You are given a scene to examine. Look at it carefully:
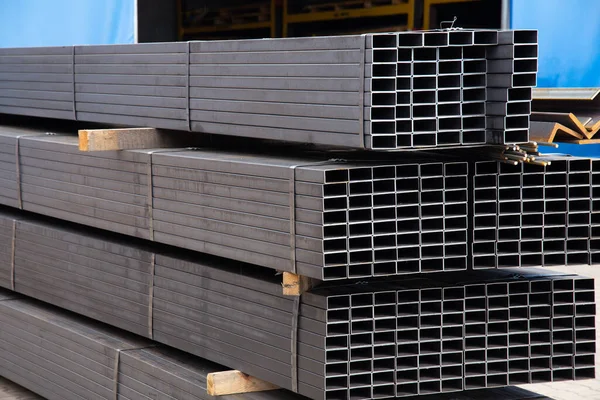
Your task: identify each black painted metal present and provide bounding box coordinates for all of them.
[0,209,595,400]
[0,30,536,150]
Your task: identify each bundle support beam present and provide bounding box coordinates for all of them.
[78,128,191,152]
[207,370,279,396]
[282,272,317,296]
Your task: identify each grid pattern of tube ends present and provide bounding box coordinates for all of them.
[485,30,537,145]
[472,156,592,269]
[368,29,536,149]
[0,29,537,151]
[319,161,468,280]
[314,276,595,399]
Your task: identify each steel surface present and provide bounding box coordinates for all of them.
[0,30,537,149]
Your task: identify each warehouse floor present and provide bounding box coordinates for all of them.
[0,265,597,400]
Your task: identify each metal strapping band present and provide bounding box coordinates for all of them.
[10,220,16,291]
[358,35,366,149]
[186,41,192,132]
[288,159,347,274]
[15,133,58,209]
[146,149,193,240]
[15,136,23,209]
[287,160,346,391]
[147,253,155,339]
[288,165,298,274]
[146,154,155,241]
[113,349,122,400]
[290,296,300,392]
[72,46,77,121]
[113,345,157,400]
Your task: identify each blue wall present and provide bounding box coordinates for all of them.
[0,0,135,47]
[511,0,600,87]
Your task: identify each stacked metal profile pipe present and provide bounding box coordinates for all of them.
[0,124,471,280]
[189,30,497,150]
[0,127,154,239]
[138,257,599,399]
[0,287,561,400]
[147,149,470,279]
[116,346,304,400]
[12,215,155,337]
[390,30,493,148]
[74,42,190,131]
[0,289,305,400]
[3,123,600,275]
[471,156,592,269]
[0,125,56,210]
[0,46,75,120]
[3,123,600,276]
[0,30,537,150]
[0,209,595,400]
[0,291,152,400]
[485,30,537,144]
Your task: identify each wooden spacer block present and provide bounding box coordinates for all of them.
[79,128,186,152]
[207,370,278,396]
[282,272,316,296]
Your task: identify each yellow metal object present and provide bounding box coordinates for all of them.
[283,0,415,37]
[180,0,276,38]
[423,0,478,30]
[183,21,272,35]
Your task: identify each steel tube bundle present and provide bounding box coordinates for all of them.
[0,209,595,400]
[0,289,306,400]
[0,291,152,400]
[1,123,597,275]
[0,125,470,280]
[151,149,469,279]
[0,288,567,400]
[0,30,537,150]
[471,156,592,269]
[0,46,75,121]
[74,42,190,131]
[485,30,537,144]
[0,126,154,240]
[9,214,154,337]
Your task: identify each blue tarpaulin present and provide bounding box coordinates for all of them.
[0,0,135,47]
[511,0,600,88]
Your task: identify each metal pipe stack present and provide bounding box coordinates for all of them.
[472,156,593,269]
[0,125,473,280]
[0,289,307,400]
[0,128,154,239]
[12,216,155,337]
[0,30,537,149]
[151,150,470,279]
[0,286,557,400]
[2,124,599,278]
[0,28,596,400]
[0,208,595,400]
[75,42,190,131]
[0,46,75,120]
[486,30,537,144]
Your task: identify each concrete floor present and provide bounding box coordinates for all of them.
[0,265,598,400]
